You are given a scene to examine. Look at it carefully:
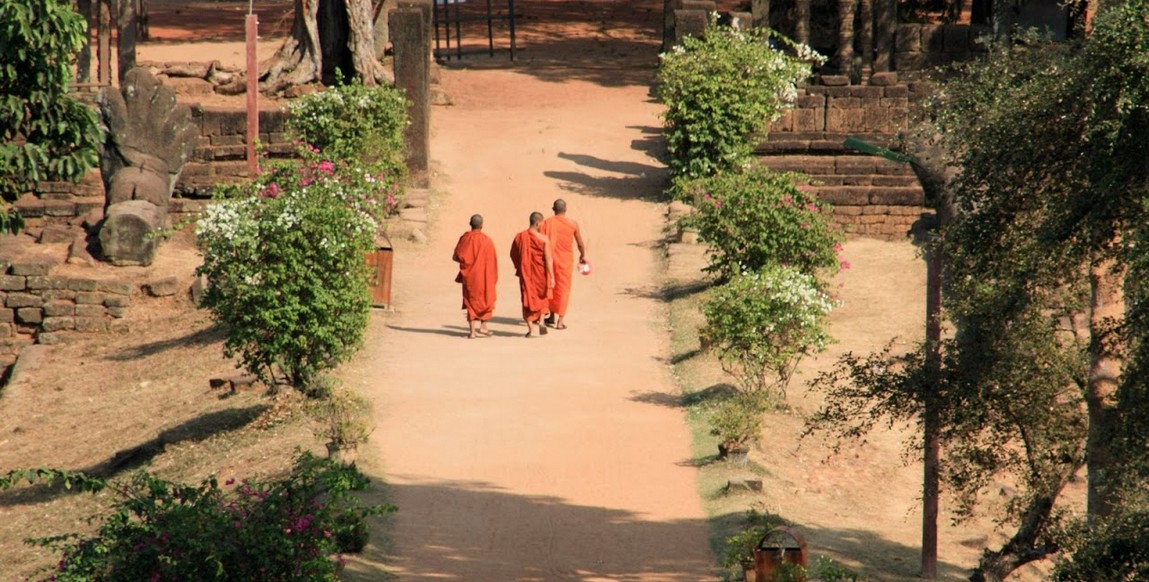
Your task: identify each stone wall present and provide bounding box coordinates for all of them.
[894,23,989,71]
[0,258,134,369]
[754,73,935,241]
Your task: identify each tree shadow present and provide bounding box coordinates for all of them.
[106,325,225,361]
[625,278,712,302]
[0,405,268,507]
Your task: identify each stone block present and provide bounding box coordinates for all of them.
[11,261,54,276]
[103,295,131,308]
[0,322,10,337]
[145,277,180,297]
[820,74,850,87]
[66,278,98,293]
[75,291,105,305]
[39,225,75,244]
[895,51,928,71]
[37,332,64,345]
[43,301,75,317]
[817,187,871,206]
[25,276,52,290]
[869,72,898,86]
[0,258,9,274]
[42,316,75,332]
[42,199,77,217]
[110,320,130,333]
[100,200,164,267]
[6,293,43,308]
[13,196,46,217]
[0,308,15,324]
[74,304,106,318]
[16,307,43,324]
[0,275,25,291]
[74,317,108,333]
[832,205,865,216]
[41,290,77,301]
[870,187,925,205]
[107,306,127,318]
[97,280,135,296]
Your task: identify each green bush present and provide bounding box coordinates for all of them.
[681,164,844,282]
[657,20,819,185]
[18,451,392,581]
[701,265,835,399]
[709,391,768,449]
[195,153,381,391]
[286,80,409,190]
[0,0,102,231]
[1055,509,1149,582]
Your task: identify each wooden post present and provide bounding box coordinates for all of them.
[116,0,137,83]
[246,13,259,176]
[98,0,112,85]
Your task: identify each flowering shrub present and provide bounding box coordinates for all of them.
[701,265,835,399]
[657,19,820,185]
[18,451,392,581]
[196,153,380,392]
[680,164,844,282]
[286,80,409,190]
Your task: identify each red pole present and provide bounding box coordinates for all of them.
[245,13,259,176]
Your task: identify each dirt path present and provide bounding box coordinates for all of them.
[345,65,715,580]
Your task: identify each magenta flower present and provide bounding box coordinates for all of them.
[840,260,851,271]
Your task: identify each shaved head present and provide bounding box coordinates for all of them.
[469,214,484,229]
[529,211,544,226]
[552,199,567,214]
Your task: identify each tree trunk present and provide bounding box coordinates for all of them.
[858,0,873,81]
[968,473,1073,582]
[261,0,386,92]
[1086,250,1124,521]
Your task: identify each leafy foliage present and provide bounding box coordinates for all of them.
[680,165,843,282]
[286,80,410,191]
[1055,509,1149,582]
[701,265,834,399]
[195,154,382,391]
[720,507,786,570]
[657,19,819,185]
[0,0,102,230]
[307,385,375,449]
[708,391,768,449]
[18,451,392,581]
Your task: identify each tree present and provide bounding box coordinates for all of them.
[260,0,388,92]
[809,2,1149,579]
[0,0,102,232]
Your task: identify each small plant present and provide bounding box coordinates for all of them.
[709,391,768,452]
[680,164,844,282]
[657,18,820,184]
[808,555,860,581]
[286,79,410,190]
[308,385,374,461]
[701,265,835,400]
[11,451,393,580]
[721,507,787,572]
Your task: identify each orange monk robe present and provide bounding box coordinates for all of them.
[452,230,498,321]
[510,229,552,322]
[540,215,577,317]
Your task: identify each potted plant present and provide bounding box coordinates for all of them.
[308,386,374,465]
[709,392,766,463]
[722,508,787,581]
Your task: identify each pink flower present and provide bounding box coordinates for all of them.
[300,177,312,187]
[833,242,844,252]
[840,260,851,271]
[318,160,336,175]
[806,203,818,212]
[262,183,281,199]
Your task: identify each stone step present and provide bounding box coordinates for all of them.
[760,154,916,177]
[813,185,925,206]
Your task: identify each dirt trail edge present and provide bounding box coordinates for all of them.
[346,67,715,581]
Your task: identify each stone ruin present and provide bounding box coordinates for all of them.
[97,67,198,266]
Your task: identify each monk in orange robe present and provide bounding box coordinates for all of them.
[540,198,586,330]
[453,214,498,338]
[510,211,554,337]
